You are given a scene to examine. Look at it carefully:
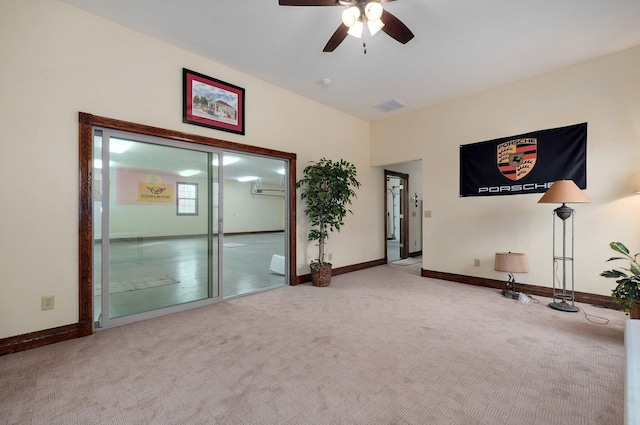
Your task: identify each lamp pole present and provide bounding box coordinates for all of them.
[549,203,579,312]
[538,180,589,313]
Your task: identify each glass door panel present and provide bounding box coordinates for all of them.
[92,127,290,328]
[93,130,104,324]
[222,153,287,297]
[94,130,219,324]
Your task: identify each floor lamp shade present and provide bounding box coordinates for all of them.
[538,180,590,205]
[538,180,590,312]
[494,252,528,299]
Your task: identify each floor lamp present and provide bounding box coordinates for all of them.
[538,180,590,312]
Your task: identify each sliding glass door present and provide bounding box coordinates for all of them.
[222,153,287,297]
[93,128,288,328]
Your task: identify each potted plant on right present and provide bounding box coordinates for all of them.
[600,241,640,318]
[296,158,361,287]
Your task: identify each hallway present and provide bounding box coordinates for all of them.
[388,256,422,275]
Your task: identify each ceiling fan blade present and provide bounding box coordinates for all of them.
[278,0,338,5]
[380,9,414,44]
[323,24,349,52]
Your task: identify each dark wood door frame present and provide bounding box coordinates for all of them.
[384,169,409,261]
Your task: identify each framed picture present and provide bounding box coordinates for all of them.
[183,68,245,135]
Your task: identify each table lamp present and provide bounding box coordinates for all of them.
[494,252,529,299]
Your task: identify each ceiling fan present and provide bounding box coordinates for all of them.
[278,0,414,52]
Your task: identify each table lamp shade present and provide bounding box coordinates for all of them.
[538,180,590,204]
[494,252,528,273]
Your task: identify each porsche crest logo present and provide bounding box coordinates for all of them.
[497,138,537,181]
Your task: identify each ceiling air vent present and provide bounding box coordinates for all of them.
[374,99,407,113]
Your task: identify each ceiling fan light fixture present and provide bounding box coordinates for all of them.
[367,18,384,36]
[279,0,413,52]
[347,20,364,38]
[364,2,383,21]
[341,6,360,27]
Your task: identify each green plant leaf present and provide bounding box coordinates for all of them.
[297,157,361,264]
[610,242,630,257]
[602,242,640,312]
[600,270,628,278]
[605,256,628,262]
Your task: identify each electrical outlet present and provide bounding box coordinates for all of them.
[41,296,55,311]
[328,253,332,261]
[424,210,432,218]
[474,259,480,267]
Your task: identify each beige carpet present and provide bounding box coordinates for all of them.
[0,265,627,424]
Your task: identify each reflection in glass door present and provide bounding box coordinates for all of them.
[92,129,289,328]
[221,153,287,297]
[93,130,219,327]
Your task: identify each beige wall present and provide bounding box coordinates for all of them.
[0,0,379,339]
[371,46,640,297]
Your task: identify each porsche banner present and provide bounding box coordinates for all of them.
[459,123,587,197]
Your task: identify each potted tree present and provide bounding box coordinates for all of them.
[600,241,640,318]
[296,158,361,286]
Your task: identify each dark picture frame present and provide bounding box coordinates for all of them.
[183,68,245,135]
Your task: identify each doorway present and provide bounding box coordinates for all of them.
[81,114,296,331]
[384,170,409,262]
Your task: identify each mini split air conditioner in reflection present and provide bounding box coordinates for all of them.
[250,178,285,198]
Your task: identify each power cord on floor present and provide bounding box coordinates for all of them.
[517,292,610,325]
[548,259,610,325]
[517,292,539,305]
[581,306,610,325]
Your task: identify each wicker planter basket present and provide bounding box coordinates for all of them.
[311,264,332,287]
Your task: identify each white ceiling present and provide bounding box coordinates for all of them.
[60,0,640,122]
